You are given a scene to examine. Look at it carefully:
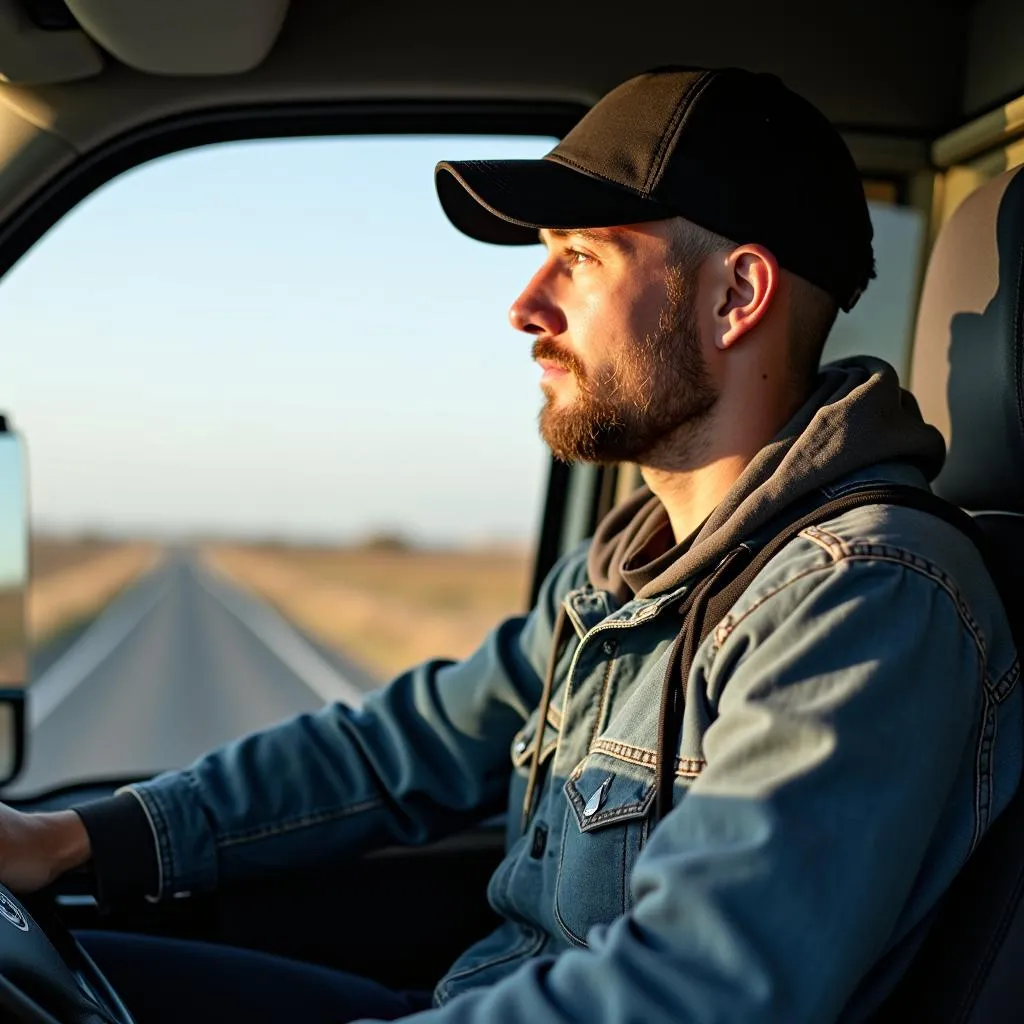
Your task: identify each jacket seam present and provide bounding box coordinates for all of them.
[821,478,899,500]
[713,548,998,698]
[216,797,383,848]
[434,926,546,1001]
[970,692,997,856]
[586,655,617,755]
[801,524,849,558]
[835,550,991,682]
[991,658,1020,704]
[713,562,839,651]
[548,625,603,786]
[546,702,563,730]
[554,808,591,947]
[590,736,704,777]
[1014,235,1024,446]
[142,787,176,898]
[800,525,841,558]
[563,599,588,640]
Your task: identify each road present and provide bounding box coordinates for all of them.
[7,552,379,798]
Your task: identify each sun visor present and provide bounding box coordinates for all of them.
[0,1,101,85]
[65,0,290,76]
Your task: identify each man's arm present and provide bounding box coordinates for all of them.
[4,544,589,908]
[385,557,1020,1024]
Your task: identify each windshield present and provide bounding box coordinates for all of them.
[1,135,553,797]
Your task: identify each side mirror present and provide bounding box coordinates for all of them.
[0,420,28,786]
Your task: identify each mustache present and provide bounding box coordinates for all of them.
[532,338,587,378]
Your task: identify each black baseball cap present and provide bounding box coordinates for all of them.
[435,67,875,312]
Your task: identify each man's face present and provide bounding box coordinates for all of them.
[509,221,719,464]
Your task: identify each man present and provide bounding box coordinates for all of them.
[0,66,1020,1024]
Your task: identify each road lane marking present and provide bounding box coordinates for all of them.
[191,565,367,709]
[29,572,173,729]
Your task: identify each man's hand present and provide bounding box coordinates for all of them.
[0,805,90,893]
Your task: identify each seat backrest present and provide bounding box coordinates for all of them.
[871,165,1024,1022]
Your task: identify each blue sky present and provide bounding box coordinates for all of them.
[0,133,924,546]
[0,135,558,545]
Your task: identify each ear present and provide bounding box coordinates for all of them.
[711,244,780,351]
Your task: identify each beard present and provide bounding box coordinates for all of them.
[535,271,719,464]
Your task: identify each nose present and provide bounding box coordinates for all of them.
[508,264,566,337]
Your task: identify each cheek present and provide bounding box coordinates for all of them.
[565,276,657,364]
[622,275,673,342]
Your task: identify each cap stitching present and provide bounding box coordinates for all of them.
[545,151,658,199]
[644,70,717,194]
[438,163,540,233]
[441,158,678,235]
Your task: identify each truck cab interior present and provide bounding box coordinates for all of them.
[0,1,1022,1021]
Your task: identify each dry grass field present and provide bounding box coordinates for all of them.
[31,538,125,578]
[203,543,534,681]
[29,539,164,647]
[0,587,25,683]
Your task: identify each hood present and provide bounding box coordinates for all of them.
[588,356,946,602]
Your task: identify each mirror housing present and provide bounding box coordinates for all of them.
[0,418,29,786]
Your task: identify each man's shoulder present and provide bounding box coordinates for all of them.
[730,472,1016,685]
[805,470,990,605]
[756,464,991,599]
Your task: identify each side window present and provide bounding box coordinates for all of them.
[0,135,554,795]
[820,197,927,378]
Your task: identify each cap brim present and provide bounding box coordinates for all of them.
[435,157,679,245]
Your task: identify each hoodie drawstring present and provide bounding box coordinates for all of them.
[521,603,572,833]
[655,550,749,822]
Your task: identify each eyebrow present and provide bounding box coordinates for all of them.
[540,227,632,251]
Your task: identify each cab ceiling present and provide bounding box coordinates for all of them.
[0,0,1003,157]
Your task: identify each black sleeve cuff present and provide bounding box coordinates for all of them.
[72,792,160,911]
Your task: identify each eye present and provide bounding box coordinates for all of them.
[563,247,595,271]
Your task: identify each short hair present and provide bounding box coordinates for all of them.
[666,217,838,389]
[665,217,734,276]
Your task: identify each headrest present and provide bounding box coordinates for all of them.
[910,164,1024,512]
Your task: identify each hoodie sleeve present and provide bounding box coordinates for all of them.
[380,554,1019,1024]
[71,543,591,906]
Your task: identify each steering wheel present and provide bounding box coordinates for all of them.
[0,882,132,1024]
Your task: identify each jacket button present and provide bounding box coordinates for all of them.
[530,824,548,859]
[514,738,528,756]
[601,639,617,655]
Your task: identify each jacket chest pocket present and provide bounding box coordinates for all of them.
[554,752,655,947]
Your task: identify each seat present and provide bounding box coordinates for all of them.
[870,165,1024,1021]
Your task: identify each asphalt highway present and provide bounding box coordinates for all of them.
[7,552,378,798]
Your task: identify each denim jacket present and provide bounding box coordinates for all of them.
[117,456,1021,1024]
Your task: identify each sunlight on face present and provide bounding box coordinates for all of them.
[510,224,719,463]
